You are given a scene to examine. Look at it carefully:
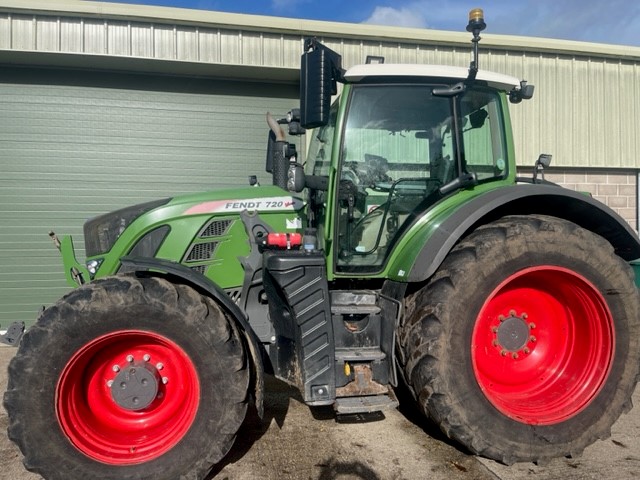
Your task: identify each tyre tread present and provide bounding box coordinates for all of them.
[400,215,640,464]
[4,274,249,480]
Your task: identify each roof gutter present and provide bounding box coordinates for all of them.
[0,0,639,61]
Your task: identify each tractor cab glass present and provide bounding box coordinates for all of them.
[306,100,339,235]
[307,101,338,178]
[335,83,507,272]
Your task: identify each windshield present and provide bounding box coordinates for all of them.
[335,83,507,272]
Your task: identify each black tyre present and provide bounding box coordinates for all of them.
[4,274,249,480]
[399,215,640,464]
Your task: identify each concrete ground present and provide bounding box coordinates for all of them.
[0,344,639,480]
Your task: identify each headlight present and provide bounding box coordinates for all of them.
[86,259,103,276]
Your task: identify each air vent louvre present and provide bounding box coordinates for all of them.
[225,289,242,304]
[190,265,207,275]
[200,219,233,238]
[185,242,218,262]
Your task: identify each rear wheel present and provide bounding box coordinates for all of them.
[400,215,640,464]
[4,274,249,480]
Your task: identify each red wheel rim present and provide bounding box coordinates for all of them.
[56,330,200,465]
[472,266,614,425]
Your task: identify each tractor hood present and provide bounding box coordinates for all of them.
[178,187,305,216]
[83,185,305,263]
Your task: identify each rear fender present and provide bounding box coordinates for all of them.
[119,256,266,417]
[406,184,640,283]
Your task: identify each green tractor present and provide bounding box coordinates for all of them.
[5,9,640,480]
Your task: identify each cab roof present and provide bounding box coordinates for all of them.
[344,64,520,92]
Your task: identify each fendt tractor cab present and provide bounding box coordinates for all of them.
[5,9,640,480]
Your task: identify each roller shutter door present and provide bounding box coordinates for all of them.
[0,67,298,328]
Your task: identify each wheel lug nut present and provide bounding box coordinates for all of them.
[143,354,151,362]
[529,323,536,329]
[523,347,531,354]
[112,365,120,372]
[156,362,164,370]
[498,315,505,322]
[126,355,134,363]
[492,339,499,347]
[162,377,169,384]
[522,313,528,319]
[512,353,518,359]
[530,335,537,343]
[107,380,114,387]
[500,350,507,356]
[491,327,498,333]
[509,310,516,317]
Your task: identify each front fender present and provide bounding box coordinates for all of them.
[391,184,640,283]
[119,256,267,417]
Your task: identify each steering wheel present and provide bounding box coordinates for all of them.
[344,154,391,189]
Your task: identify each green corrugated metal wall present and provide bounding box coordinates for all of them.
[0,67,298,328]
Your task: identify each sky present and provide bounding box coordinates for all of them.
[100,0,640,47]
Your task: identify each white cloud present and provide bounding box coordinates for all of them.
[359,0,640,47]
[363,6,428,29]
[271,0,309,12]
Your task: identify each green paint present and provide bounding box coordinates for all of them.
[59,235,90,287]
[63,185,306,290]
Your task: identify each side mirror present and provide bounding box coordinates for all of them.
[287,164,306,193]
[469,109,488,129]
[286,165,331,193]
[533,153,552,183]
[300,39,343,129]
[536,153,552,169]
[509,80,535,104]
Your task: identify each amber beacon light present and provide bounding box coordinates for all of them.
[465,8,487,80]
[466,8,486,34]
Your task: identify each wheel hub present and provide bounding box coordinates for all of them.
[110,364,159,410]
[497,315,530,351]
[108,353,168,411]
[491,310,535,359]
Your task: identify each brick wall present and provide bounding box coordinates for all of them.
[517,167,638,231]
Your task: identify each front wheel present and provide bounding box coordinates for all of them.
[4,274,249,480]
[400,215,640,464]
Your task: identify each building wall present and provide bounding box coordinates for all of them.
[1,0,640,171]
[540,168,638,230]
[0,66,299,328]
[0,0,639,327]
